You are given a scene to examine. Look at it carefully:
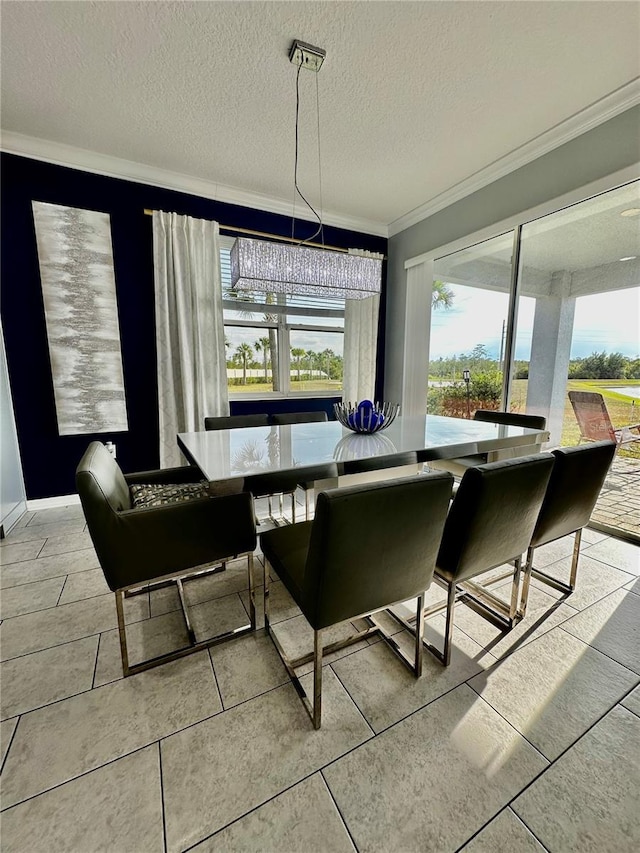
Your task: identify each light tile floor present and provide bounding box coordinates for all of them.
[1,504,639,852]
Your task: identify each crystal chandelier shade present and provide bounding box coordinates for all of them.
[230,238,382,300]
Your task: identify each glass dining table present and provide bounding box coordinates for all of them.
[177,413,549,487]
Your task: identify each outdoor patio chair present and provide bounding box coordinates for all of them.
[425,453,554,666]
[568,391,640,448]
[76,441,257,676]
[518,439,616,613]
[260,472,453,728]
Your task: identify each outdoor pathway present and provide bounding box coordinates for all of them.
[593,455,640,539]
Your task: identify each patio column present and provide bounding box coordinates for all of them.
[527,271,576,447]
[402,261,432,415]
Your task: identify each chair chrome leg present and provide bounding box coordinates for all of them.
[115,589,131,677]
[264,558,271,635]
[291,492,296,525]
[115,550,257,678]
[509,557,521,622]
[243,553,255,630]
[420,582,456,666]
[519,547,534,617]
[414,593,425,676]
[531,530,582,596]
[176,577,196,644]
[313,629,323,730]
[442,583,456,666]
[569,528,582,588]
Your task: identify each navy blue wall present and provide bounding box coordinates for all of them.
[1,153,387,499]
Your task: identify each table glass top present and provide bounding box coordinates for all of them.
[178,414,546,483]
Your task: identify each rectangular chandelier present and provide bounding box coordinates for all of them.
[230,238,382,300]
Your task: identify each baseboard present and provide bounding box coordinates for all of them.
[0,500,28,537]
[26,493,81,511]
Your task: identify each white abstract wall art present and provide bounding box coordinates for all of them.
[32,201,129,435]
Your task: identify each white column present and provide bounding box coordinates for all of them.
[400,261,432,415]
[527,271,576,447]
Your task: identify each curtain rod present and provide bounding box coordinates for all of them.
[143,209,385,257]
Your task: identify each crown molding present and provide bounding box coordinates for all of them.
[388,78,640,237]
[0,132,388,238]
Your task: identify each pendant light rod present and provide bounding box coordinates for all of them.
[143,210,385,256]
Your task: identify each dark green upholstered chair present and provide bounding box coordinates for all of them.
[519,440,616,613]
[76,441,257,676]
[428,410,548,478]
[204,413,269,430]
[260,471,453,728]
[427,453,555,666]
[269,411,329,520]
[270,411,328,426]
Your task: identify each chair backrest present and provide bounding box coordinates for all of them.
[568,391,617,442]
[437,453,554,584]
[302,472,453,630]
[474,409,547,430]
[76,441,133,586]
[204,414,269,431]
[270,411,328,425]
[530,440,616,548]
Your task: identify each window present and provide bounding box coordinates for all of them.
[220,238,344,397]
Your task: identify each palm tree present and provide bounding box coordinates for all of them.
[432,279,454,310]
[291,347,305,382]
[235,343,254,385]
[306,349,316,381]
[254,336,271,381]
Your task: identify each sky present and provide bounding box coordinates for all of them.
[430,284,640,362]
[223,283,639,363]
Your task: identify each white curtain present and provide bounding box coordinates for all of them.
[343,293,380,403]
[153,211,229,468]
[342,248,382,403]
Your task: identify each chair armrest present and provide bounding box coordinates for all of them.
[106,492,257,590]
[125,465,203,485]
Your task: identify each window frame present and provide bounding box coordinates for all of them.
[220,235,345,400]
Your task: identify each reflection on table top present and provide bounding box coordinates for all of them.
[177,414,548,483]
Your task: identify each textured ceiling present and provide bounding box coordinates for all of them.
[1,1,639,229]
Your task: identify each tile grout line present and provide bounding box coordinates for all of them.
[55,575,68,606]
[91,633,102,689]
[0,715,21,777]
[206,646,225,711]
[502,687,640,821]
[319,768,361,853]
[157,740,169,853]
[0,741,157,814]
[556,622,640,675]
[329,658,376,738]
[452,804,551,853]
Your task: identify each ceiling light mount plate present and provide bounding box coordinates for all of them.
[289,40,326,72]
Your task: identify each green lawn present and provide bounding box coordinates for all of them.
[229,379,342,394]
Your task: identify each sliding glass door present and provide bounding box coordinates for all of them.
[429,179,639,539]
[428,232,513,416]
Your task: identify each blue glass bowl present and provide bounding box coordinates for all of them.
[334,400,400,434]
